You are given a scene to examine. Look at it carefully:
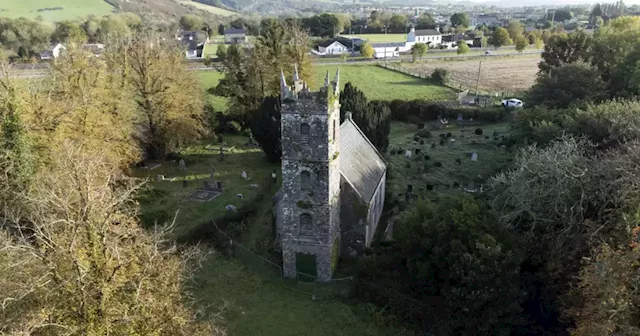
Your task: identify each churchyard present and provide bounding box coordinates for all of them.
[392,55,541,95]
[385,121,514,204]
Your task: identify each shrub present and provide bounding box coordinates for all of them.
[431,68,449,85]
[417,129,431,138]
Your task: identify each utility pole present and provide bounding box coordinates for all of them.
[475,61,482,97]
[384,25,388,66]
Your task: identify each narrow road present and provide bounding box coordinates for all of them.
[7,50,541,78]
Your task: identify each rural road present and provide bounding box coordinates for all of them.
[7,50,542,78]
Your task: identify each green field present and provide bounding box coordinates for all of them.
[0,0,114,20]
[176,0,237,17]
[314,65,456,102]
[196,71,227,112]
[386,121,514,199]
[340,33,408,43]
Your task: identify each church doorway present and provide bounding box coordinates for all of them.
[295,252,317,282]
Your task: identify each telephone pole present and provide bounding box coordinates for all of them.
[475,61,482,97]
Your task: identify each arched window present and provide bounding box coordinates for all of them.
[300,213,313,233]
[300,123,310,136]
[300,171,311,190]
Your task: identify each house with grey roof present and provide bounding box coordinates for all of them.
[175,30,209,59]
[407,27,442,47]
[223,28,247,44]
[273,67,387,282]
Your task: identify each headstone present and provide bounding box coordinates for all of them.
[426,184,434,191]
[217,134,224,144]
[471,152,478,161]
[272,170,277,184]
[439,134,445,138]
[405,150,412,159]
[405,162,411,168]
[236,193,244,199]
[225,204,237,212]
[209,165,215,180]
[182,179,188,188]
[241,171,248,180]
[156,174,165,181]
[457,113,463,121]
[216,181,223,191]
[456,158,461,165]
[420,139,425,145]
[405,192,411,202]
[417,167,422,174]
[431,143,436,149]
[449,139,456,146]
[179,159,186,171]
[218,146,225,161]
[407,184,413,193]
[250,184,259,189]
[415,148,421,155]
[446,132,452,138]
[440,139,444,146]
[413,135,420,142]
[424,155,430,161]
[485,136,490,139]
[204,180,210,189]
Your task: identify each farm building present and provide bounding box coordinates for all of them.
[371,42,403,58]
[224,28,247,44]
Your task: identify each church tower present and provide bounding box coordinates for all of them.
[279,66,341,282]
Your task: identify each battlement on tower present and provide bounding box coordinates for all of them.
[280,65,340,112]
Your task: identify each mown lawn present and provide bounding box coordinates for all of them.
[340,33,408,43]
[196,71,227,112]
[385,121,514,200]
[313,64,456,102]
[0,0,114,20]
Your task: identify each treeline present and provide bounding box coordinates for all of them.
[353,16,640,336]
[0,34,217,334]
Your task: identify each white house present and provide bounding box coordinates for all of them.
[39,43,66,59]
[407,28,442,47]
[317,40,349,55]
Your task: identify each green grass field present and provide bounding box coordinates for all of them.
[0,0,114,20]
[386,121,514,199]
[314,65,456,102]
[196,71,227,112]
[340,33,408,43]
[176,0,237,16]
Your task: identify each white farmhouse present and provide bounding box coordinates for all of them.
[407,27,442,48]
[317,40,350,55]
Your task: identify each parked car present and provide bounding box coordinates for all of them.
[501,98,524,108]
[484,50,494,55]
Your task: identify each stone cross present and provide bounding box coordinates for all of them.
[241,171,248,180]
[179,159,186,171]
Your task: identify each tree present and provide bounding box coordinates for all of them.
[539,30,591,73]
[515,36,528,52]
[303,13,341,37]
[491,27,512,47]
[389,14,408,31]
[480,35,488,48]
[590,17,640,88]
[456,40,470,54]
[553,9,573,22]
[416,13,436,29]
[0,142,220,335]
[216,43,227,61]
[410,42,427,62]
[534,36,544,49]
[51,21,87,44]
[507,20,525,42]
[358,196,525,335]
[339,83,390,152]
[450,13,470,28]
[125,34,205,158]
[360,41,374,59]
[179,15,203,31]
[250,96,281,163]
[529,63,606,109]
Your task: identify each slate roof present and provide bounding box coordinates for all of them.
[224,28,246,35]
[318,39,347,48]
[415,29,441,36]
[339,119,387,203]
[371,42,406,48]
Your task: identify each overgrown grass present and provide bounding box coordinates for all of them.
[340,33,408,43]
[176,0,237,16]
[313,65,456,102]
[134,135,276,239]
[0,0,114,20]
[196,71,227,112]
[386,121,514,199]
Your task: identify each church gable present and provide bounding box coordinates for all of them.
[339,119,387,204]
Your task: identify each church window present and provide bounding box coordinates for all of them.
[301,171,311,190]
[332,120,336,140]
[300,213,313,233]
[300,123,310,136]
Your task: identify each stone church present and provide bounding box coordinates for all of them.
[273,67,387,282]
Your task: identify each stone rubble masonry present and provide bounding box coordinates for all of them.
[280,85,341,282]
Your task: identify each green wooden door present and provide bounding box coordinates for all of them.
[296,252,316,282]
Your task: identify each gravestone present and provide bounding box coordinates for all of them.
[439,139,444,146]
[420,139,425,145]
[216,181,223,191]
[449,139,456,146]
[456,158,461,165]
[418,123,425,129]
[457,113,463,121]
[413,135,420,142]
[405,162,411,168]
[471,152,478,161]
[426,184,434,191]
[225,204,237,212]
[241,171,248,180]
[156,174,164,181]
[250,184,259,189]
[405,150,412,159]
[424,155,430,160]
[407,184,413,193]
[217,134,224,144]
[204,180,211,189]
[179,159,186,171]
[417,167,422,174]
[446,132,452,138]
[453,182,460,188]
[485,136,490,139]
[415,148,421,155]
[439,134,446,138]
[182,179,188,188]
[209,165,215,180]
[236,194,244,199]
[218,147,225,161]
[431,143,436,149]
[434,162,442,167]
[493,131,499,137]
